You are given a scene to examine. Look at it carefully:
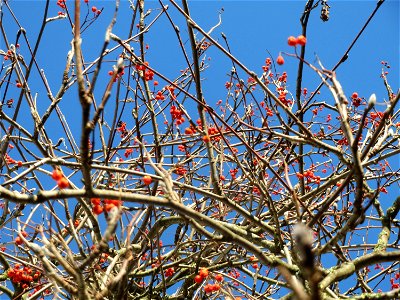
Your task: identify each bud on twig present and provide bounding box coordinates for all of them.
[368,93,376,108]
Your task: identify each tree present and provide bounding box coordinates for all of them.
[0,0,399,299]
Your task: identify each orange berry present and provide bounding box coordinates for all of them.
[91,6,97,12]
[287,36,297,46]
[142,175,152,185]
[202,135,211,143]
[16,82,22,88]
[184,127,194,135]
[15,236,23,245]
[296,35,307,46]
[276,55,284,65]
[57,177,69,189]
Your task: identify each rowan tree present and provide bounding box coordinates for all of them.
[0,0,399,299]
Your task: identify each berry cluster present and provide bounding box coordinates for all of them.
[90,198,123,215]
[164,267,174,277]
[7,264,41,290]
[296,169,321,185]
[135,62,154,81]
[108,67,125,82]
[351,92,363,107]
[52,169,69,189]
[155,90,165,100]
[170,106,185,125]
[287,35,307,46]
[15,231,28,246]
[116,121,128,138]
[4,152,22,166]
[174,166,187,176]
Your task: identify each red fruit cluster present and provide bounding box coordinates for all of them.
[170,106,185,125]
[214,274,224,282]
[184,125,196,135]
[174,166,187,176]
[90,198,122,215]
[15,231,28,245]
[351,92,362,107]
[194,268,209,284]
[207,127,221,141]
[262,57,272,72]
[7,264,41,289]
[165,267,174,277]
[155,91,165,100]
[52,169,69,189]
[144,69,154,81]
[91,6,101,14]
[116,121,128,138]
[56,0,66,9]
[370,111,384,120]
[296,169,321,184]
[124,148,133,158]
[135,62,154,81]
[108,67,125,82]
[277,87,292,106]
[287,35,307,46]
[4,153,21,166]
[204,283,220,294]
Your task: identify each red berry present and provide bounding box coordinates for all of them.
[212,284,220,291]
[142,175,152,185]
[15,237,23,245]
[297,35,307,46]
[52,169,63,180]
[57,177,69,189]
[91,198,101,205]
[194,275,203,284]
[93,205,104,215]
[91,6,97,12]
[204,284,213,293]
[287,36,297,46]
[199,268,209,278]
[16,82,22,88]
[214,274,223,282]
[276,55,284,65]
[351,92,358,99]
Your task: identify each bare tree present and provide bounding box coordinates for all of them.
[0,0,399,299]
